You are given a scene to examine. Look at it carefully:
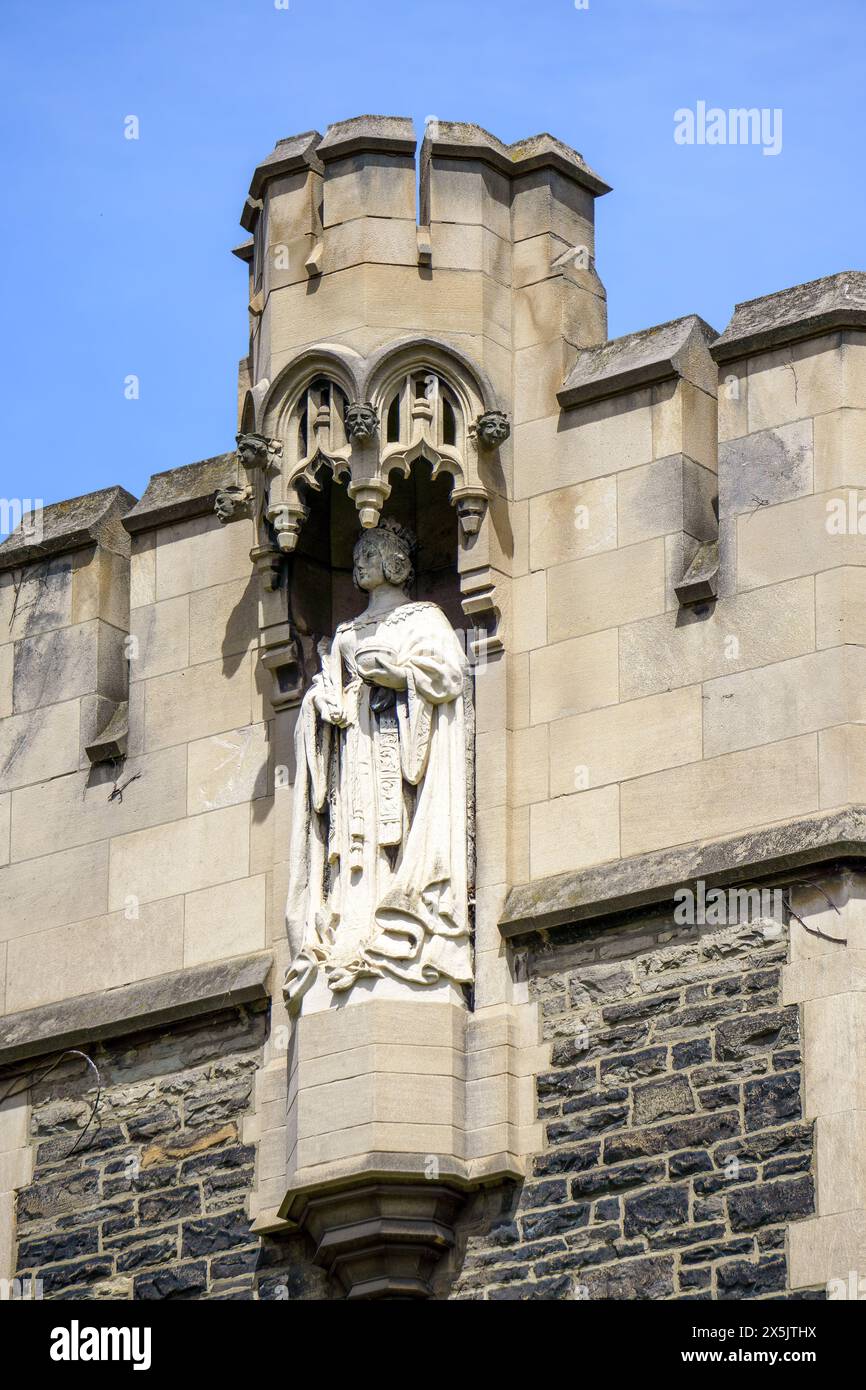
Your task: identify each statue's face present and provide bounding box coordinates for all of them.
[345,404,377,441]
[353,535,387,591]
[237,434,267,469]
[476,412,510,447]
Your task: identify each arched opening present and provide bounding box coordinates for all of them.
[288,458,462,662]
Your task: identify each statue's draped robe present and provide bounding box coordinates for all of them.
[285,600,472,1003]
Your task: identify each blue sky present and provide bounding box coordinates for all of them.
[1,0,863,525]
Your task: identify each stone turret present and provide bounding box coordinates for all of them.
[2,117,866,1303]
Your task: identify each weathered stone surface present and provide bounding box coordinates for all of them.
[727,1178,815,1231]
[122,456,237,534]
[713,270,866,361]
[0,952,271,1066]
[560,315,718,408]
[0,487,135,572]
[632,1075,695,1126]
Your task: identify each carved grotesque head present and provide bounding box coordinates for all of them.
[353,520,416,594]
[214,486,248,524]
[474,410,511,448]
[235,432,270,470]
[344,402,379,441]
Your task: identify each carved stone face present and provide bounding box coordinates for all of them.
[345,403,378,441]
[236,433,269,470]
[353,528,413,592]
[475,410,511,447]
[215,487,242,523]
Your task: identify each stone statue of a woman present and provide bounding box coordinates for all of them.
[284,520,473,1009]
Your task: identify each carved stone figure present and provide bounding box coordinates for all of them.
[473,410,511,447]
[236,431,271,470]
[344,401,379,441]
[214,484,252,523]
[284,520,472,1008]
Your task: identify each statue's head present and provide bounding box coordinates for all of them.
[235,432,270,470]
[353,519,416,594]
[474,410,511,448]
[344,402,378,441]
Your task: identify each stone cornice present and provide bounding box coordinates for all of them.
[121,452,237,534]
[422,120,611,196]
[558,314,718,409]
[712,271,866,363]
[0,953,273,1069]
[500,807,866,938]
[0,485,136,572]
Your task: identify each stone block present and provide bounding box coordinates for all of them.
[802,992,866,1117]
[4,897,184,1013]
[514,340,576,426]
[130,533,156,608]
[71,546,130,631]
[547,539,666,643]
[550,685,702,795]
[0,794,8,869]
[619,576,815,700]
[0,699,80,794]
[511,166,597,245]
[529,475,616,570]
[9,746,186,862]
[323,152,417,227]
[514,277,606,353]
[617,455,716,547]
[510,726,548,807]
[651,380,718,471]
[529,628,618,726]
[514,395,653,498]
[427,157,511,239]
[189,579,257,665]
[814,407,866,490]
[154,513,255,602]
[143,653,253,751]
[129,597,189,680]
[815,566,866,647]
[719,419,813,517]
[789,1210,866,1290]
[745,335,848,433]
[510,571,547,653]
[0,839,108,941]
[432,223,511,284]
[187,723,269,815]
[0,644,10,719]
[702,647,860,758]
[529,786,619,879]
[813,1109,866,1217]
[13,619,126,714]
[818,724,866,807]
[0,557,72,641]
[107,803,250,910]
[184,874,266,968]
[620,733,818,856]
[737,490,866,590]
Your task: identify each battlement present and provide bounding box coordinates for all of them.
[235,115,611,403]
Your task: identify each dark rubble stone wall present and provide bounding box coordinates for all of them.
[12,1005,331,1300]
[452,916,823,1301]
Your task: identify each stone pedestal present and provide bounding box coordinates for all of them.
[277,996,543,1297]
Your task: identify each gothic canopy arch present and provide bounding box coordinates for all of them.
[224,338,510,557]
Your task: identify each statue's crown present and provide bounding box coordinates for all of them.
[377,516,417,558]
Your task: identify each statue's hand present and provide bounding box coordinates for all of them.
[312,683,348,727]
